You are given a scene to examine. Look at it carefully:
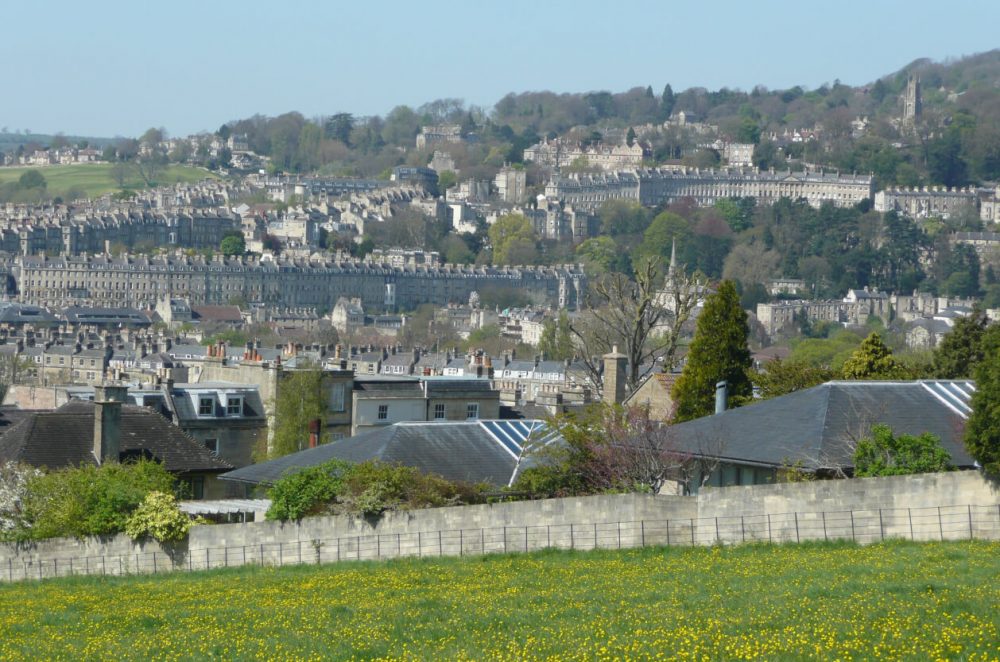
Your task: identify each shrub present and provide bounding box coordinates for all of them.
[19,460,175,540]
[266,460,487,521]
[266,460,352,521]
[854,424,954,477]
[124,491,192,542]
[0,462,41,538]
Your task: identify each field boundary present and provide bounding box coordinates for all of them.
[4,502,999,582]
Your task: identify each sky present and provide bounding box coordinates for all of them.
[3,0,999,138]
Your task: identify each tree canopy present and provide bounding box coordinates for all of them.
[965,324,1000,475]
[671,280,752,422]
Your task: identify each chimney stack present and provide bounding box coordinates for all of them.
[602,345,627,406]
[93,384,128,464]
[715,381,728,415]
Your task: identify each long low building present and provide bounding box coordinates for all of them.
[545,167,874,211]
[14,253,587,312]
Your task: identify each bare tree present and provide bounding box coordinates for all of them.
[571,257,705,395]
[0,352,32,405]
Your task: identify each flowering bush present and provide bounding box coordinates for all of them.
[124,491,192,542]
[0,462,41,537]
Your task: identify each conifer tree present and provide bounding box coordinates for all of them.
[671,280,752,422]
[840,332,904,379]
[932,308,989,379]
[965,324,1000,474]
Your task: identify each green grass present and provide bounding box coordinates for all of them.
[0,540,997,660]
[0,163,218,199]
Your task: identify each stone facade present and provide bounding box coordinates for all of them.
[544,167,873,212]
[874,186,978,219]
[494,166,527,204]
[756,288,890,335]
[15,253,587,312]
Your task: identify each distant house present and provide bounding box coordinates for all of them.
[623,372,677,421]
[0,385,233,498]
[220,419,559,489]
[669,380,978,492]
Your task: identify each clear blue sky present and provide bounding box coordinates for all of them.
[3,0,998,138]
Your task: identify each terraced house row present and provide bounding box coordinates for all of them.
[13,254,587,312]
[0,208,239,255]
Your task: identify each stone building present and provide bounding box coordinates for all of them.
[15,253,587,312]
[523,138,647,171]
[755,288,890,336]
[874,186,978,219]
[544,167,873,212]
[495,165,527,204]
[415,125,463,150]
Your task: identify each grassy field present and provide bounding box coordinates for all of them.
[0,540,997,660]
[0,163,217,199]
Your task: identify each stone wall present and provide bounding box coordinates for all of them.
[1,471,997,582]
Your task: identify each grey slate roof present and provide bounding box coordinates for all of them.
[0,400,232,474]
[220,419,557,487]
[670,380,977,471]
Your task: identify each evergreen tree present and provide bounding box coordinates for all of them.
[270,366,329,459]
[840,332,904,379]
[671,280,752,422]
[965,325,1000,474]
[932,308,989,379]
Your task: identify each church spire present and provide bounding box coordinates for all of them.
[667,237,677,278]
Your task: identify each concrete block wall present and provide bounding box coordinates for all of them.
[0,471,997,582]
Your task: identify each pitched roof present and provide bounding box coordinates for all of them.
[220,420,558,487]
[0,400,232,474]
[669,380,977,471]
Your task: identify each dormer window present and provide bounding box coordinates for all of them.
[198,396,214,416]
[227,396,243,416]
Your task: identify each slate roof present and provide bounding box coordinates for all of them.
[0,400,232,474]
[62,307,151,326]
[669,380,977,472]
[191,305,243,323]
[220,419,558,487]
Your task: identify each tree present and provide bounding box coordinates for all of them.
[933,308,989,379]
[538,311,574,361]
[270,367,329,459]
[436,170,458,191]
[965,324,1000,474]
[488,214,536,265]
[513,404,697,496]
[571,258,705,394]
[854,424,953,477]
[324,113,354,145]
[672,280,752,422]
[17,170,46,190]
[0,353,33,405]
[754,359,833,400]
[220,234,246,256]
[840,332,904,380]
[0,462,41,538]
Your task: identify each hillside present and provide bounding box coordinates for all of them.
[0,163,217,201]
[0,541,996,659]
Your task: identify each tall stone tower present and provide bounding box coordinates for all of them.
[903,75,922,123]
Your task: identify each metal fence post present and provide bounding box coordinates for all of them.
[850,511,856,542]
[715,517,720,543]
[908,509,914,541]
[794,512,800,543]
[438,530,442,556]
[767,514,772,543]
[525,526,528,552]
[459,529,463,556]
[822,512,827,541]
[640,521,645,547]
[153,553,157,573]
[593,523,597,549]
[968,505,974,539]
[617,521,622,549]
[878,509,884,541]
[481,528,485,554]
[503,526,507,553]
[741,516,746,543]
[547,525,551,548]
[690,518,695,546]
[665,520,670,547]
[570,524,575,549]
[418,531,422,557]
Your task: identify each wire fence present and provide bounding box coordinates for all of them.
[4,503,1000,583]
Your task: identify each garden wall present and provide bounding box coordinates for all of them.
[1,471,997,581]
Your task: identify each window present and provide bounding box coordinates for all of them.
[198,396,214,416]
[204,438,219,454]
[377,404,388,420]
[330,382,346,412]
[227,397,242,416]
[434,403,446,420]
[466,403,479,420]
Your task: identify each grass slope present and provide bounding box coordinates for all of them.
[0,163,216,199]
[0,540,997,660]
